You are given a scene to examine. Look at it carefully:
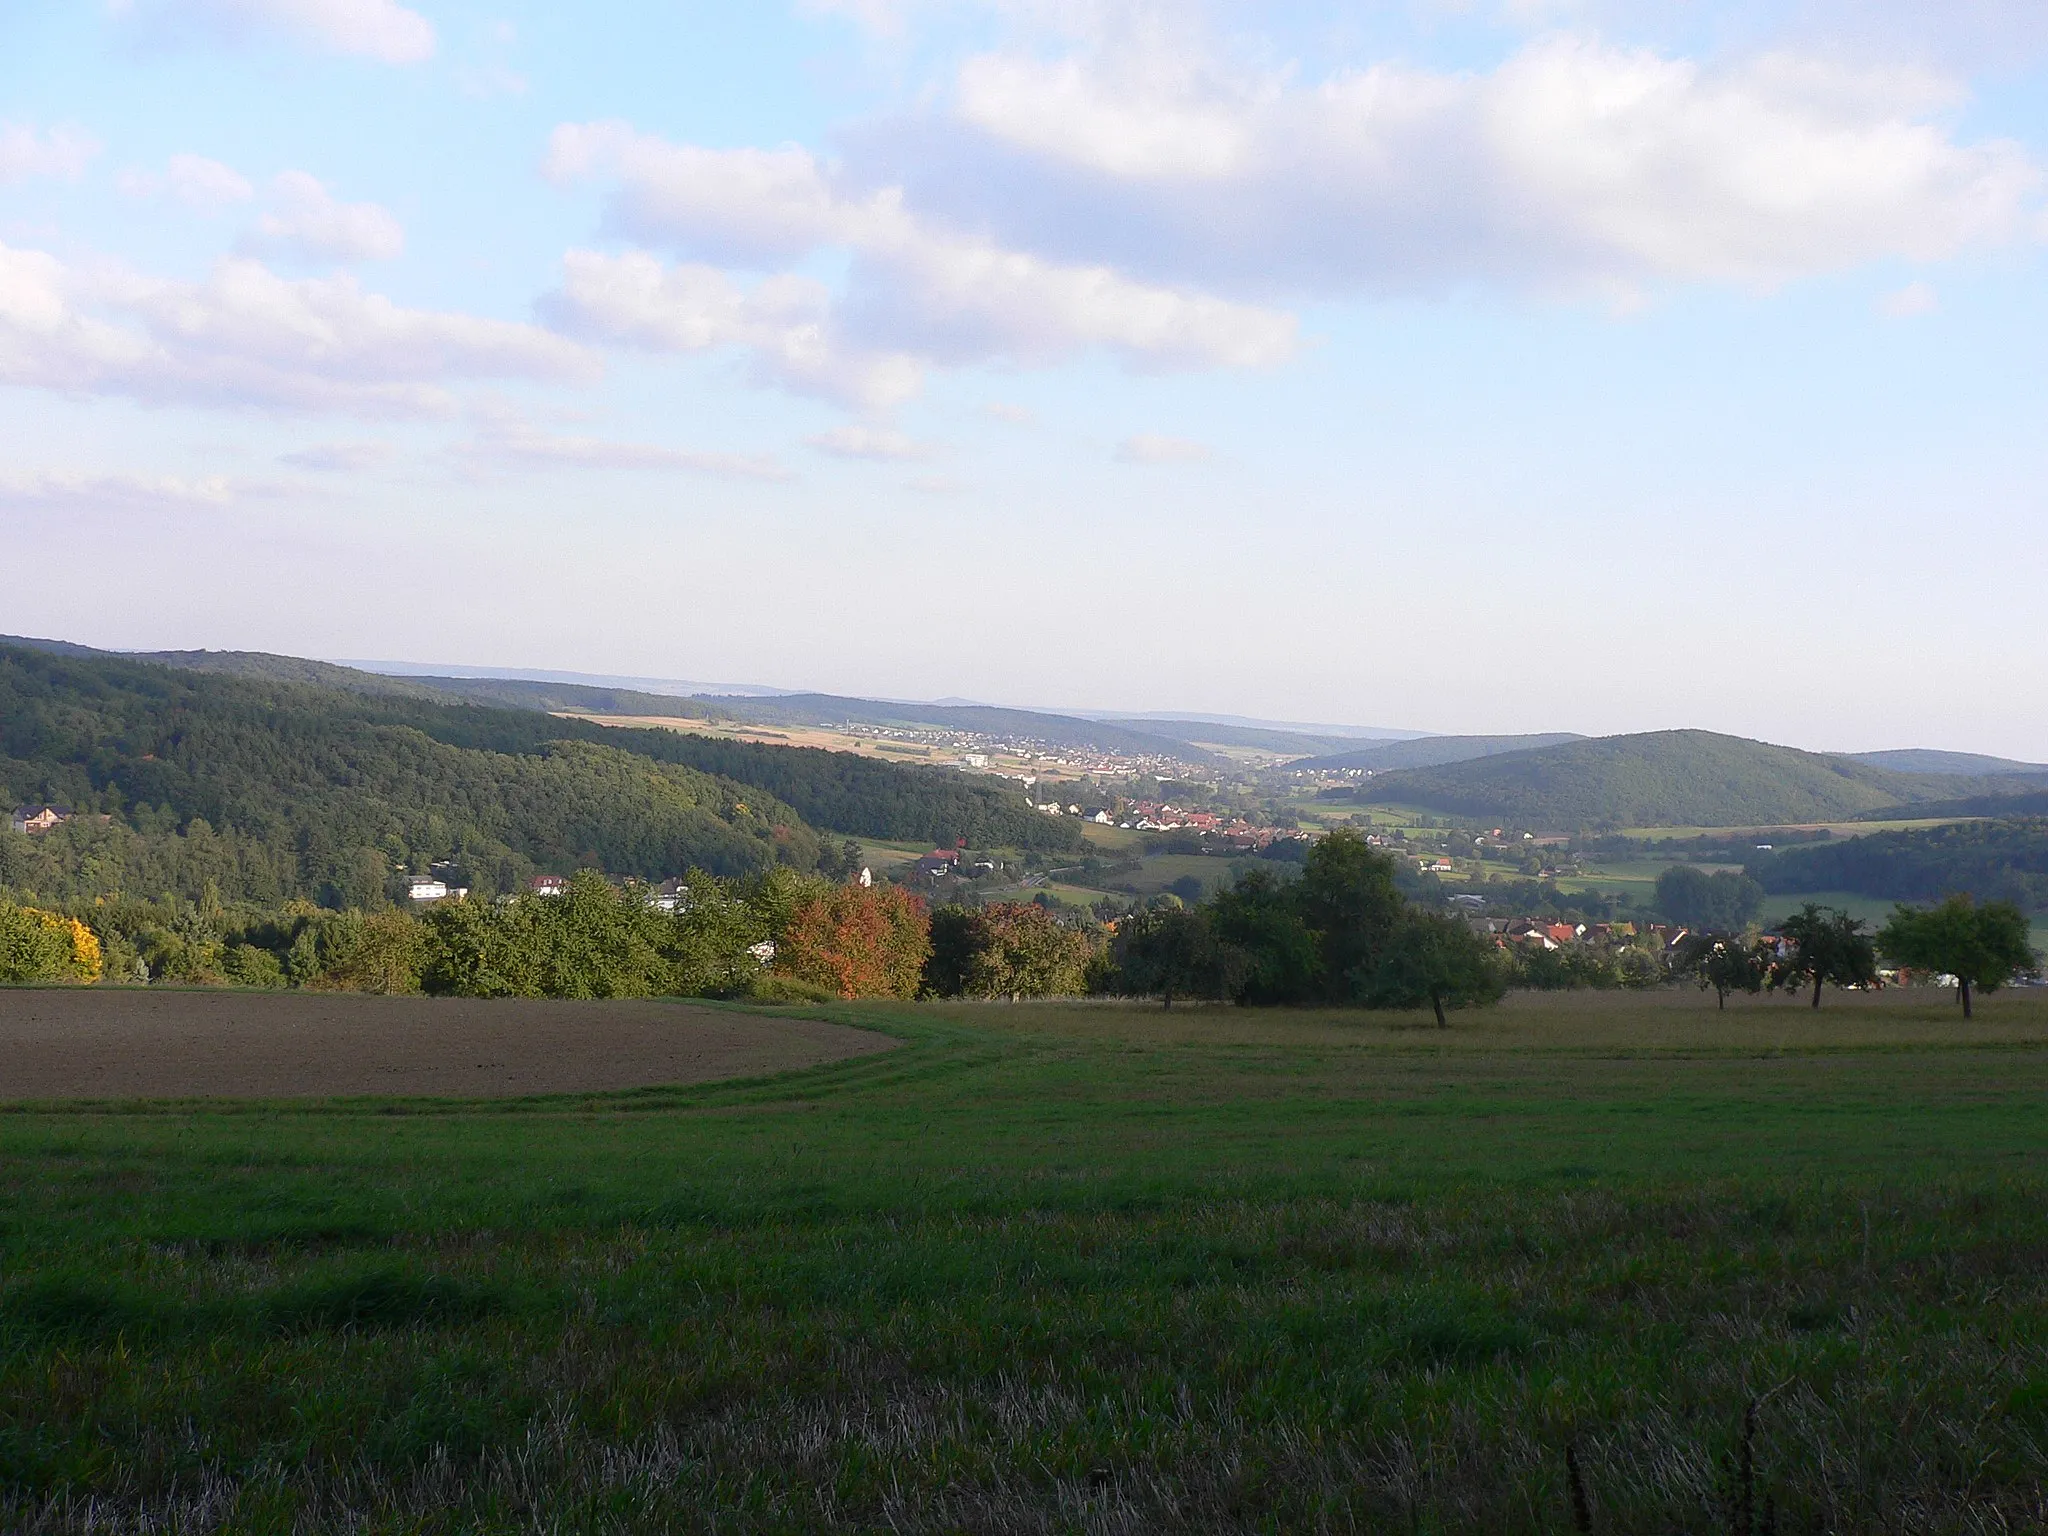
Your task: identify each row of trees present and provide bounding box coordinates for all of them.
[1672,897,2038,1014]
[0,872,1113,1005]
[7,848,2032,1019]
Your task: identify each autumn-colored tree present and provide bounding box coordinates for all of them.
[778,883,930,1000]
[0,904,103,984]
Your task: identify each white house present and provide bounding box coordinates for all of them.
[406,877,450,901]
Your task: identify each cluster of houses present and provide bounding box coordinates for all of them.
[1031,798,1307,851]
[1445,896,1698,954]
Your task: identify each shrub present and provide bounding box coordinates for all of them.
[924,902,1100,999]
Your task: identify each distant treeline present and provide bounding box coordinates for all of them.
[0,648,1079,909]
[1750,818,2048,910]
[0,872,1099,1004]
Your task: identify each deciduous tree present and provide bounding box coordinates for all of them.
[1771,904,1877,1010]
[1878,895,2038,1018]
[1362,910,1505,1026]
[1672,932,1771,1009]
[778,883,930,1000]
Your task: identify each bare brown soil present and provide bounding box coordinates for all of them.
[0,989,896,1101]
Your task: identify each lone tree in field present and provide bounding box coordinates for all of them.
[1877,895,2039,1018]
[1362,909,1505,1027]
[1672,932,1772,1010]
[1771,904,1877,1009]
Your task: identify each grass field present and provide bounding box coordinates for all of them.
[2,989,2045,1531]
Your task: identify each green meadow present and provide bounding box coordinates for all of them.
[4,989,2047,1532]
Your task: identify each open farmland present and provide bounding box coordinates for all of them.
[0,987,2044,1531]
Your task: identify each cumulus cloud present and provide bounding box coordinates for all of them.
[542,120,1297,404]
[540,247,926,409]
[0,241,594,417]
[909,32,2042,299]
[117,153,255,210]
[0,124,100,184]
[1116,432,1209,464]
[463,421,793,480]
[247,171,404,263]
[806,425,931,460]
[133,0,436,64]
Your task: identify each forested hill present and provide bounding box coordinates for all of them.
[0,637,1225,761]
[1359,730,2041,830]
[1749,819,2048,910]
[0,636,739,721]
[0,647,1079,908]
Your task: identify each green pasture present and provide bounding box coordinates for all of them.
[2,989,2046,1531]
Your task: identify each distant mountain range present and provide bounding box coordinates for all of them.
[1839,748,2048,777]
[12,638,2048,831]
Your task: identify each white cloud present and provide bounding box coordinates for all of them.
[807,425,931,460]
[1116,432,1209,463]
[0,469,245,511]
[139,0,436,64]
[1878,279,1939,316]
[117,153,256,210]
[981,400,1036,423]
[543,121,1297,401]
[464,422,793,480]
[0,241,594,417]
[279,439,393,470]
[248,171,404,263]
[540,247,926,409]
[0,124,100,184]
[920,33,2042,297]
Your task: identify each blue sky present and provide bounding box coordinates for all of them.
[4,0,2046,754]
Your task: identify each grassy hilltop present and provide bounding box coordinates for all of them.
[1,990,2043,1531]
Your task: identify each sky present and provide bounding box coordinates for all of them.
[3,0,2046,755]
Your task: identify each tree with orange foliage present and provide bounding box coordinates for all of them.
[777,883,930,1000]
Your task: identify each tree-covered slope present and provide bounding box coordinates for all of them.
[1749,819,2048,909]
[1359,730,2028,830]
[1841,749,2048,777]
[0,648,824,905]
[0,636,743,721]
[0,647,1081,907]
[1294,733,1586,773]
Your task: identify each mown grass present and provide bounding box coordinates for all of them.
[1,989,2045,1532]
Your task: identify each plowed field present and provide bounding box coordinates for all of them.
[0,989,894,1100]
